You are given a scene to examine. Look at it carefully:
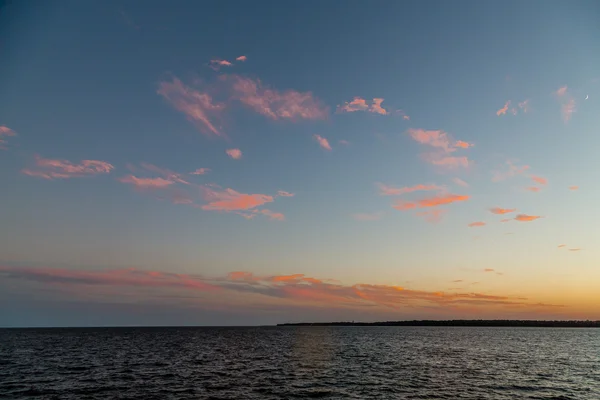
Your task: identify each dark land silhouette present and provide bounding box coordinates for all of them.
[277,320,600,327]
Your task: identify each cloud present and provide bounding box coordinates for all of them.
[158,77,225,137]
[353,212,384,221]
[557,244,566,248]
[518,99,530,113]
[138,163,189,184]
[337,97,389,115]
[338,140,350,145]
[230,75,328,121]
[500,218,511,223]
[452,280,463,283]
[554,86,576,122]
[190,168,210,175]
[491,160,529,182]
[259,209,285,221]
[569,186,578,191]
[496,101,510,116]
[314,134,332,151]
[568,248,581,252]
[526,186,541,192]
[531,175,547,185]
[236,55,247,62]
[119,175,175,188]
[200,186,274,212]
[483,268,494,272]
[468,221,486,227]
[226,148,242,159]
[408,129,455,153]
[514,214,542,222]
[0,125,17,148]
[416,193,470,208]
[489,207,516,215]
[555,86,568,96]
[209,59,233,70]
[392,200,417,211]
[376,183,443,196]
[452,178,469,187]
[427,155,470,169]
[455,140,474,149]
[415,209,447,223]
[276,190,295,197]
[22,156,114,179]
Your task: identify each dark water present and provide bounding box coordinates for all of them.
[0,327,598,399]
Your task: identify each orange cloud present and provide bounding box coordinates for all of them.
[489,207,516,215]
[119,175,175,189]
[337,97,389,115]
[514,214,542,222]
[417,193,470,208]
[0,125,17,149]
[314,134,332,151]
[353,212,384,221]
[158,77,225,137]
[557,244,566,248]
[230,75,328,121]
[376,183,443,196]
[483,268,494,272]
[276,190,295,197]
[455,140,474,149]
[468,221,486,227]
[415,209,447,223]
[531,175,547,185]
[22,156,114,179]
[526,186,541,192]
[408,129,472,170]
[408,129,455,153]
[235,55,247,62]
[190,168,210,175]
[452,178,469,187]
[392,200,417,211]
[226,148,242,159]
[569,186,578,191]
[492,160,529,182]
[201,186,274,212]
[555,86,568,96]
[496,101,510,116]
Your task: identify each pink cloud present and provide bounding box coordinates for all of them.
[139,163,189,184]
[337,97,389,115]
[484,268,494,272]
[158,77,225,137]
[518,99,530,113]
[514,214,542,222]
[353,212,384,221]
[468,221,486,228]
[490,207,516,215]
[555,86,568,96]
[22,156,114,179]
[209,59,233,70]
[376,183,443,196]
[0,125,17,148]
[118,175,175,189]
[235,55,247,62]
[569,186,578,191]
[408,129,455,153]
[190,168,211,175]
[393,193,469,210]
[452,178,469,187]
[226,148,242,159]
[200,186,274,212]
[230,75,328,121]
[455,140,474,149]
[526,186,541,192]
[554,86,576,122]
[428,155,470,169]
[531,175,547,185]
[259,209,285,221]
[496,101,510,116]
[491,160,529,182]
[415,209,447,223]
[314,134,332,151]
[276,190,295,197]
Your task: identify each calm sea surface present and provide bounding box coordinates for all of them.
[0,326,598,399]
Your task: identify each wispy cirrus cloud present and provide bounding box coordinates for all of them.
[276,190,295,197]
[190,168,210,175]
[496,101,510,116]
[568,248,581,252]
[468,221,486,227]
[314,134,332,151]
[489,207,516,215]
[376,183,443,196]
[337,97,389,115]
[514,214,542,222]
[118,175,175,189]
[393,193,469,212]
[0,265,562,312]
[158,77,225,137]
[353,212,384,221]
[531,175,547,185]
[230,75,328,121]
[119,163,189,189]
[22,156,114,179]
[407,129,473,170]
[226,148,242,159]
[0,125,17,149]
[554,86,576,122]
[452,178,469,187]
[491,160,529,182]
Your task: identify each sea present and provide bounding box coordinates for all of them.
[0,326,598,399]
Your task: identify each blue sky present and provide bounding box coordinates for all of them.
[1,0,599,326]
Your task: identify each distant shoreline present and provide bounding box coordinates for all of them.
[277,320,600,328]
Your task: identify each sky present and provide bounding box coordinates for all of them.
[1,0,599,327]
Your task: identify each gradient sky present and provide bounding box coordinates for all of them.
[1,0,599,327]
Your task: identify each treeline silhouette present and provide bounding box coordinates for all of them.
[278,320,600,328]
